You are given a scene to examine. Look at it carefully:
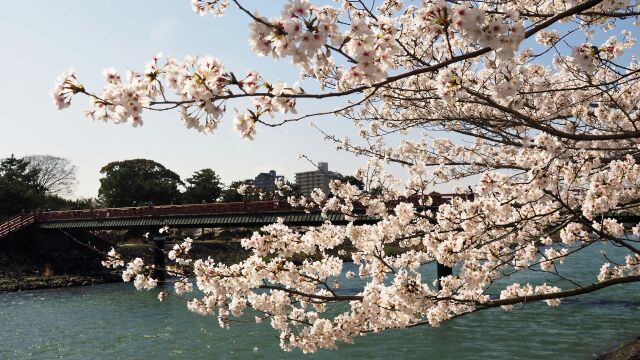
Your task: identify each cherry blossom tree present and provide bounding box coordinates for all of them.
[60,0,640,353]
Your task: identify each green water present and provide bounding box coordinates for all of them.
[1,243,639,359]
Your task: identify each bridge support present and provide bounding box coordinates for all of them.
[436,262,453,291]
[153,236,167,284]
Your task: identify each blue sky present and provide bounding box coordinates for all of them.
[0,1,363,198]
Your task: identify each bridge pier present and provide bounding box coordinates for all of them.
[152,235,167,284]
[436,262,453,291]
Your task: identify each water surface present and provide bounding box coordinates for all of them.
[1,242,639,359]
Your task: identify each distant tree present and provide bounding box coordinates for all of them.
[69,197,96,209]
[24,155,77,196]
[369,186,384,196]
[40,194,73,211]
[337,175,365,191]
[183,168,223,204]
[220,180,255,202]
[0,155,45,217]
[267,180,301,199]
[39,195,95,211]
[282,181,301,197]
[98,159,183,207]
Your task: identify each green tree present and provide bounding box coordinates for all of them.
[183,168,223,204]
[0,155,45,217]
[279,181,301,198]
[98,159,183,207]
[39,195,95,211]
[220,180,254,202]
[337,175,365,190]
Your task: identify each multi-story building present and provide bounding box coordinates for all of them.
[253,170,284,191]
[295,162,341,196]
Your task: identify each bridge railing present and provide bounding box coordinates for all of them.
[32,193,474,222]
[33,200,296,222]
[0,214,36,238]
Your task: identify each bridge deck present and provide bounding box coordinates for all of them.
[2,194,465,234]
[36,211,380,230]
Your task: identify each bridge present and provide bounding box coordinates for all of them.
[0,194,466,286]
[1,194,466,240]
[4,192,637,288]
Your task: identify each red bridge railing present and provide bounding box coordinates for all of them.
[0,214,36,238]
[35,200,294,221]
[31,193,473,222]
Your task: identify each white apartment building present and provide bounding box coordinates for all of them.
[294,162,341,196]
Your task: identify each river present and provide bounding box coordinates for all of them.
[1,242,639,359]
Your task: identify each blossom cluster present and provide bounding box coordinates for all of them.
[191,0,228,16]
[168,237,194,266]
[52,0,586,137]
[499,283,563,311]
[597,254,640,282]
[117,257,158,290]
[101,247,124,269]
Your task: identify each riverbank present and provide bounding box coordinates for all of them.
[0,226,397,293]
[0,274,120,292]
[0,227,261,293]
[0,238,362,293]
[598,337,640,359]
[0,248,120,292]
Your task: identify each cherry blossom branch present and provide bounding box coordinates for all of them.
[478,275,640,309]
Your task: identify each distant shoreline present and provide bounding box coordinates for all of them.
[0,274,120,293]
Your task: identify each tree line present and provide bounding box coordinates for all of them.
[0,156,302,218]
[0,155,87,218]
